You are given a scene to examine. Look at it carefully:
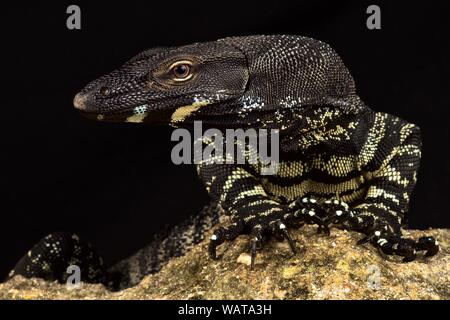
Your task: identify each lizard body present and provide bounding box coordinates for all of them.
[11,35,438,290]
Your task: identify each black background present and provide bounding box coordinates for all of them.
[1,1,449,280]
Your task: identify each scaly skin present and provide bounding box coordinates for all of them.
[10,35,439,290]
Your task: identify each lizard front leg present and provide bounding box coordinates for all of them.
[198,164,298,268]
[349,123,439,261]
[291,122,439,262]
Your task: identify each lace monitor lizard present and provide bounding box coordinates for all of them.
[10,35,439,290]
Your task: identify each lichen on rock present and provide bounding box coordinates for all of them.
[0,226,449,300]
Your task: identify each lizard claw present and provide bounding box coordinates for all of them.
[208,219,244,260]
[271,220,297,254]
[249,227,263,269]
[208,232,221,260]
[417,236,439,257]
[279,225,298,254]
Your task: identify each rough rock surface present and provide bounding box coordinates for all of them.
[1,226,449,300]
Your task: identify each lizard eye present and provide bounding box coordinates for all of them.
[170,61,193,81]
[99,86,110,97]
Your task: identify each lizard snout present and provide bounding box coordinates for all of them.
[73,92,88,110]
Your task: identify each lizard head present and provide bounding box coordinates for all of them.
[74,35,364,129]
[73,41,249,125]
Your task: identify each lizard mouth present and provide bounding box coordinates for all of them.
[76,105,177,124]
